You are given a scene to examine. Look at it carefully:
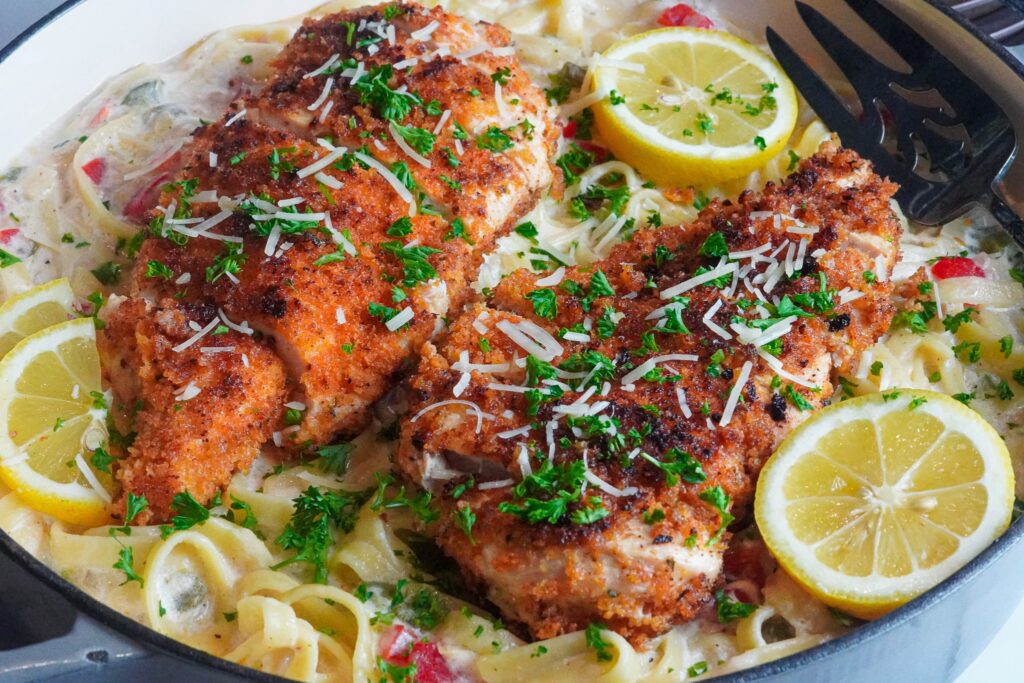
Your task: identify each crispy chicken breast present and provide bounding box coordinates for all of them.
[101,2,555,521]
[98,297,287,525]
[397,142,902,642]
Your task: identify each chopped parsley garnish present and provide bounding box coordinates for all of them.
[162,491,214,537]
[387,216,413,237]
[497,459,608,525]
[368,302,402,325]
[392,122,436,155]
[238,195,321,236]
[313,246,348,267]
[996,379,1015,401]
[783,384,813,411]
[514,221,538,241]
[952,340,981,364]
[643,508,666,525]
[91,261,122,285]
[952,391,975,406]
[490,66,512,85]
[352,64,421,122]
[526,288,558,320]
[715,589,756,623]
[787,150,801,172]
[316,442,354,475]
[439,174,462,193]
[641,448,706,487]
[589,270,615,297]
[524,355,558,386]
[688,661,709,677]
[145,260,174,280]
[942,307,976,334]
[370,472,438,523]
[571,183,631,218]
[596,306,619,339]
[267,146,297,180]
[123,492,148,525]
[114,546,143,586]
[205,242,247,283]
[608,89,626,105]
[444,217,472,244]
[696,112,715,135]
[222,495,261,536]
[476,126,514,152]
[424,99,443,116]
[555,143,593,186]
[272,486,370,583]
[693,190,710,211]
[700,486,733,545]
[1000,335,1014,358]
[585,623,613,662]
[559,350,615,388]
[380,241,441,287]
[90,445,116,473]
[453,505,477,543]
[698,231,729,259]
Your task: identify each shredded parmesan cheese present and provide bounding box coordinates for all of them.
[720,361,753,427]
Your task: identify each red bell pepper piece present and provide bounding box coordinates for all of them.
[931,256,984,279]
[81,158,106,185]
[657,4,714,29]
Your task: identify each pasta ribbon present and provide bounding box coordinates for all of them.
[142,519,272,652]
[477,628,641,683]
[331,505,414,585]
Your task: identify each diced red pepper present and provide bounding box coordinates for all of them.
[0,229,19,245]
[378,625,416,661]
[931,256,984,280]
[377,626,454,683]
[563,120,577,138]
[123,172,170,221]
[81,158,106,185]
[576,141,609,163]
[657,4,714,29]
[408,642,455,683]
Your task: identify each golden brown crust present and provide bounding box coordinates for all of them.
[100,1,556,520]
[99,298,287,523]
[398,142,902,642]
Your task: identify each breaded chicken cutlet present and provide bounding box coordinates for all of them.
[99,1,556,523]
[396,142,902,643]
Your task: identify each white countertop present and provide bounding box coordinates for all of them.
[0,1,1021,681]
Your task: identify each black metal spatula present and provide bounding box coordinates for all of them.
[767,0,1023,244]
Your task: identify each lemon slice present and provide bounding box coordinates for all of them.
[0,278,74,359]
[591,28,799,186]
[0,318,111,526]
[755,390,1014,619]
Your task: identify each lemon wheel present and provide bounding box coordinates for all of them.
[0,278,74,359]
[755,390,1014,619]
[0,318,111,526]
[591,27,799,186]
